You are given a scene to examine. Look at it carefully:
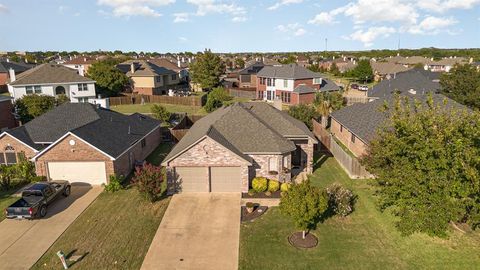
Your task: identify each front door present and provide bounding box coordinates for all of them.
[292,146,302,166]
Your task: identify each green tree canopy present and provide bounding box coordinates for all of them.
[88,58,129,97]
[280,180,329,239]
[440,64,480,109]
[14,94,57,123]
[348,60,373,83]
[204,87,233,113]
[361,94,480,237]
[150,104,171,124]
[288,104,319,130]
[190,50,225,90]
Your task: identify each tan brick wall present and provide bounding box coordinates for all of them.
[330,118,368,157]
[0,134,37,162]
[247,153,291,182]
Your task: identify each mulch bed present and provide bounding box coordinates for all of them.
[288,232,318,249]
[241,205,268,222]
[241,191,281,199]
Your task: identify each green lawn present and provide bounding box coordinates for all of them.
[239,153,480,270]
[32,144,174,270]
[111,103,207,116]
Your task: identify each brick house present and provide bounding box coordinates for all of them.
[162,102,317,193]
[0,103,161,185]
[238,61,266,89]
[0,96,16,131]
[0,60,33,92]
[256,64,331,105]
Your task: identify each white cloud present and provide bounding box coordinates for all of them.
[186,0,247,22]
[178,36,188,42]
[417,0,480,13]
[308,12,336,25]
[0,3,8,13]
[276,23,307,37]
[408,16,458,34]
[345,26,396,47]
[268,0,303,10]
[343,0,418,25]
[173,12,189,22]
[97,0,175,17]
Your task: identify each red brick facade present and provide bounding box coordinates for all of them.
[0,134,37,161]
[0,73,8,93]
[0,100,17,130]
[330,118,368,157]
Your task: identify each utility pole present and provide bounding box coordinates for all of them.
[324,38,328,58]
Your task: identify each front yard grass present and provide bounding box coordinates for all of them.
[111,103,207,116]
[32,143,174,270]
[239,153,480,270]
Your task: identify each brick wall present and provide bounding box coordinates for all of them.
[0,101,17,129]
[133,87,154,95]
[294,78,320,90]
[0,73,8,93]
[248,153,291,182]
[298,93,315,105]
[330,118,368,157]
[0,134,37,160]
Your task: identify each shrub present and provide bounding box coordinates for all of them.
[151,104,171,123]
[326,183,356,217]
[104,175,124,193]
[268,180,280,192]
[252,177,268,193]
[204,87,233,112]
[280,182,291,192]
[131,163,164,202]
[0,159,37,190]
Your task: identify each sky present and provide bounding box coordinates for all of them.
[0,0,479,53]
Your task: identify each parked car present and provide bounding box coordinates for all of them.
[358,85,369,91]
[5,181,71,219]
[350,84,359,90]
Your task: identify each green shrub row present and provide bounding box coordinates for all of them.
[251,177,291,193]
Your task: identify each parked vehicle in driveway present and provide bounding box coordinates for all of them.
[5,181,71,219]
[350,83,359,90]
[358,85,369,91]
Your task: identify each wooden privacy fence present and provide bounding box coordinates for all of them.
[228,87,257,99]
[312,119,373,179]
[170,114,204,142]
[109,94,205,107]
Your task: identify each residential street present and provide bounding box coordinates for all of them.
[0,184,102,270]
[141,193,241,270]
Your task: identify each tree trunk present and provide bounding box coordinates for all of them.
[302,230,306,239]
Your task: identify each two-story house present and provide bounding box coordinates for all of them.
[0,60,33,92]
[63,56,98,76]
[238,61,266,89]
[119,60,180,95]
[256,64,324,105]
[7,64,99,104]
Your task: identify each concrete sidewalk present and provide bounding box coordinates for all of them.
[141,193,241,270]
[0,184,102,270]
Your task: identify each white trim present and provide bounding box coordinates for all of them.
[115,124,161,159]
[9,81,96,87]
[32,132,116,161]
[0,132,39,153]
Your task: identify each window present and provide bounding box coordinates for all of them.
[281,92,291,103]
[283,79,288,88]
[78,83,88,91]
[171,74,177,81]
[267,91,273,100]
[5,146,16,165]
[313,77,322,84]
[0,153,4,164]
[268,157,278,172]
[283,156,289,168]
[259,77,265,85]
[340,125,343,133]
[351,134,356,143]
[141,138,146,148]
[258,91,264,99]
[26,85,42,94]
[267,78,272,86]
[156,76,161,83]
[78,97,89,103]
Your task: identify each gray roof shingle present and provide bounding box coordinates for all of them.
[257,64,322,79]
[368,69,440,98]
[0,61,34,73]
[9,64,94,86]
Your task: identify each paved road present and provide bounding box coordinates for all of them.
[0,184,102,270]
[141,193,241,270]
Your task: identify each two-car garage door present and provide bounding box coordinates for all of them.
[175,166,241,192]
[48,162,107,185]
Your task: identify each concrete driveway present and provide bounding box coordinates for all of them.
[141,193,241,270]
[0,183,102,270]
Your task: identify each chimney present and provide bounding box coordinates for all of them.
[130,63,135,74]
[84,57,87,62]
[6,58,9,63]
[177,60,181,68]
[9,68,16,82]
[188,57,191,63]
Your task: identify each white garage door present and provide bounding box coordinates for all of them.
[175,167,208,192]
[48,162,107,185]
[210,167,241,192]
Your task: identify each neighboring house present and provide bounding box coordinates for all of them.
[319,57,357,73]
[238,61,266,89]
[256,64,324,105]
[426,57,467,72]
[162,102,318,193]
[396,56,432,68]
[0,96,16,130]
[148,58,189,82]
[0,103,161,185]
[63,56,97,76]
[7,64,101,104]
[368,69,440,99]
[296,55,310,68]
[330,93,464,158]
[370,60,412,81]
[0,60,33,92]
[117,60,180,95]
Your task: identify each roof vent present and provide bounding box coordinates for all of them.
[408,89,417,95]
[128,126,131,135]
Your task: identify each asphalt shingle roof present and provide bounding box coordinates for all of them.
[6,103,160,158]
[257,64,322,79]
[163,102,317,164]
[320,78,341,92]
[368,69,440,98]
[9,64,94,86]
[293,85,316,94]
[121,60,177,77]
[0,61,33,73]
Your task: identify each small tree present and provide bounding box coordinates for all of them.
[150,104,171,124]
[131,164,164,202]
[350,60,373,83]
[280,180,328,239]
[190,50,225,90]
[204,87,233,113]
[288,104,319,130]
[15,94,56,123]
[88,58,129,96]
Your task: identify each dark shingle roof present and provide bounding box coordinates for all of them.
[331,94,465,143]
[9,64,94,86]
[368,69,440,98]
[293,85,316,94]
[257,64,322,79]
[320,78,341,92]
[0,61,33,73]
[163,102,317,164]
[6,103,160,157]
[239,62,265,75]
[122,60,177,77]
